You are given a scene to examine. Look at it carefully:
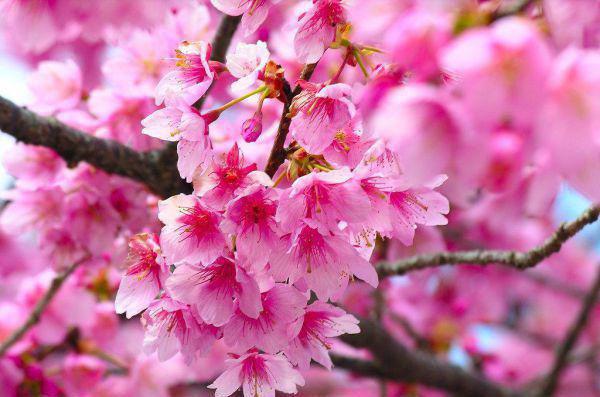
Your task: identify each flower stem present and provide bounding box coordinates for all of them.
[352,47,369,78]
[213,85,268,114]
[272,169,287,188]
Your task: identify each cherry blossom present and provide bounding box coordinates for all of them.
[155,40,216,106]
[209,351,304,397]
[226,41,270,92]
[294,0,347,63]
[157,194,226,265]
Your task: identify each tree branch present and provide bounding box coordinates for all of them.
[378,205,600,277]
[340,317,523,397]
[264,63,318,177]
[0,96,190,198]
[536,265,600,396]
[0,257,88,357]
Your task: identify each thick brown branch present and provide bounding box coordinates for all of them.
[264,63,318,177]
[0,257,87,357]
[379,205,600,277]
[537,265,600,396]
[340,317,523,397]
[331,354,395,379]
[0,96,190,198]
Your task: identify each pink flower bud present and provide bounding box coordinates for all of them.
[241,112,263,142]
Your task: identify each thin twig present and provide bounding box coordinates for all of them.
[536,265,600,396]
[0,257,88,357]
[264,63,318,177]
[378,205,600,276]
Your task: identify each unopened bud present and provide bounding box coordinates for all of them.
[241,112,263,142]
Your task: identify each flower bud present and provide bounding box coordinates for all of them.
[241,112,263,142]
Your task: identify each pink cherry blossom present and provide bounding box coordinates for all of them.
[142,297,221,364]
[539,48,600,200]
[193,144,271,209]
[27,59,82,115]
[440,17,552,131]
[209,352,304,397]
[223,284,307,353]
[226,41,270,91]
[177,134,215,183]
[210,0,281,36]
[115,233,168,319]
[158,194,226,265]
[284,302,359,370]
[141,105,211,142]
[294,0,346,63]
[276,168,370,234]
[270,224,379,300]
[387,177,450,245]
[62,354,106,396]
[166,257,262,326]
[290,81,356,154]
[222,185,280,269]
[155,40,215,106]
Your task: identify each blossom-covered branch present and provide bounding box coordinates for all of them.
[378,205,600,277]
[0,257,87,357]
[537,265,600,396]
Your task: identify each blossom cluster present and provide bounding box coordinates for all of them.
[1,1,600,397]
[123,1,449,391]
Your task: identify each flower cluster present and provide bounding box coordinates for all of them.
[127,10,449,389]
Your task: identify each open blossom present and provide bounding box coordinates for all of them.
[61,354,106,396]
[210,0,281,35]
[166,257,262,326]
[539,48,600,200]
[209,352,304,397]
[223,284,307,353]
[440,17,552,131]
[142,297,221,364]
[284,302,359,370]
[226,41,270,91]
[177,134,215,183]
[321,124,373,169]
[28,59,82,115]
[294,0,346,63]
[270,224,378,300]
[367,84,464,185]
[155,40,215,106]
[387,176,450,245]
[193,144,271,209]
[158,194,225,265]
[115,233,168,319]
[276,168,370,234]
[354,141,450,244]
[141,105,213,142]
[290,81,356,153]
[222,185,280,269]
